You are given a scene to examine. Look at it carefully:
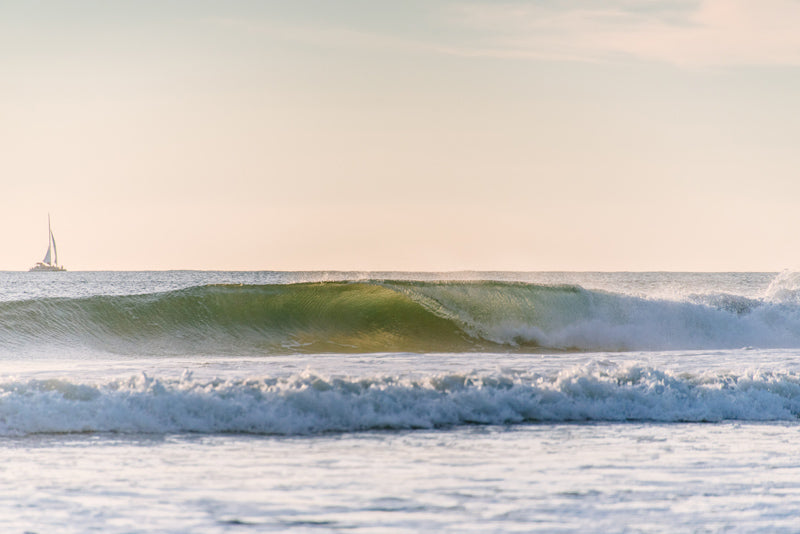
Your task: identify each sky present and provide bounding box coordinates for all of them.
[4,0,800,271]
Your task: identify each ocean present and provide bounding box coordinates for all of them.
[3,270,800,532]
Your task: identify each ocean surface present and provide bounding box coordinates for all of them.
[4,270,800,532]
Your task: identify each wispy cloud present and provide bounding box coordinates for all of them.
[210,1,800,68]
[443,0,800,66]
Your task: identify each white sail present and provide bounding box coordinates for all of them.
[51,230,58,266]
[42,242,52,265]
[43,216,53,265]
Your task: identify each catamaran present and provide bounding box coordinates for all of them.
[30,215,66,272]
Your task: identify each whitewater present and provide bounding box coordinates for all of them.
[3,271,800,532]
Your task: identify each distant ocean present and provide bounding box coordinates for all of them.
[3,271,800,532]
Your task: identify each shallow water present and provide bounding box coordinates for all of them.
[6,422,800,533]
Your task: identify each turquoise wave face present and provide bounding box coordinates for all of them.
[1,280,800,356]
[0,282,485,355]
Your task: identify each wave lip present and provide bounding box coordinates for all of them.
[4,280,800,355]
[1,366,799,436]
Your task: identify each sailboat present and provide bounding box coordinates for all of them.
[30,215,66,272]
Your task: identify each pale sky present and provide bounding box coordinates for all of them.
[4,0,800,271]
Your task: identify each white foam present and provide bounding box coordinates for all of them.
[1,365,799,436]
[479,292,800,351]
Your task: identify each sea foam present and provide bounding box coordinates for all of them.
[1,365,799,436]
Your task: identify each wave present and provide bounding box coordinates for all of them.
[3,280,800,355]
[1,365,799,436]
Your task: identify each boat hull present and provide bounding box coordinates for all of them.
[29,263,66,272]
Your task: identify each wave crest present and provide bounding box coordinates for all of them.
[4,280,800,355]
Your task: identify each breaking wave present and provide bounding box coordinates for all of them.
[1,364,800,436]
[2,280,800,355]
